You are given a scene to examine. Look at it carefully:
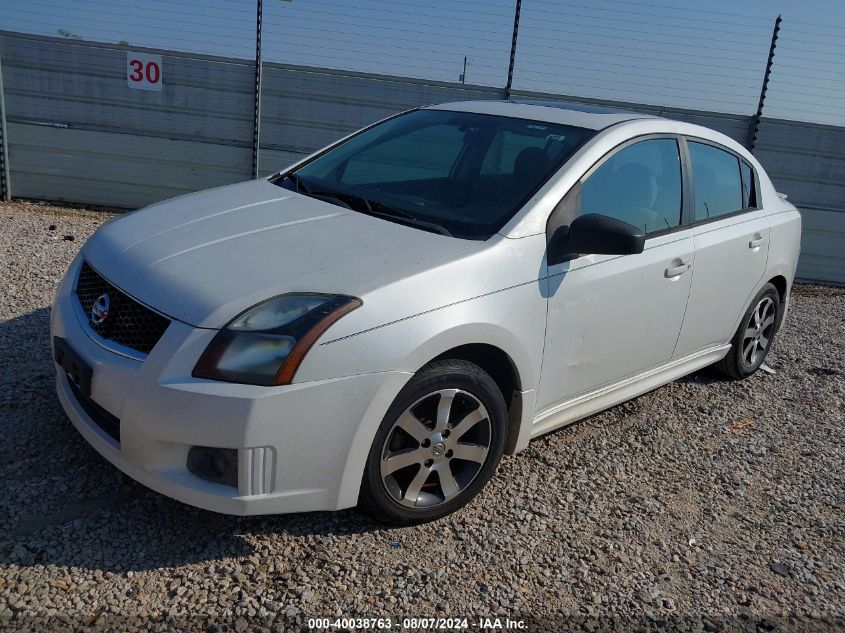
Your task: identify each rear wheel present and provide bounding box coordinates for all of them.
[359,360,507,524]
[715,283,780,380]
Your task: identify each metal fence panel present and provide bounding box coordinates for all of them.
[0,32,842,283]
[754,118,845,283]
[258,63,505,176]
[510,89,752,144]
[7,123,251,208]
[0,31,254,207]
[795,209,845,284]
[754,119,845,211]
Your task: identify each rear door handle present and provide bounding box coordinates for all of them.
[664,262,692,278]
[749,236,767,249]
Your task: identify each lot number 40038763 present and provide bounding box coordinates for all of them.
[126,52,162,91]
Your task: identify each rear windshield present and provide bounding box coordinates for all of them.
[272,109,594,239]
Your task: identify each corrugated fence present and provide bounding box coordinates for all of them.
[0,31,842,283]
[0,33,254,208]
[753,119,845,284]
[257,63,505,176]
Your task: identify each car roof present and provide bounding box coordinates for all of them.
[425,100,657,130]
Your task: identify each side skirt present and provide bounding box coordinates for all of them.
[530,345,731,439]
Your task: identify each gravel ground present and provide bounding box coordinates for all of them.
[0,200,843,632]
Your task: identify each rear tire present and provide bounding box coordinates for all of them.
[715,283,780,380]
[358,359,507,525]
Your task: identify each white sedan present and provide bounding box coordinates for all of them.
[51,101,801,523]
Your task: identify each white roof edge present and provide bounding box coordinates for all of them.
[425,100,657,130]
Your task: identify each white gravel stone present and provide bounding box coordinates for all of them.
[1,200,843,632]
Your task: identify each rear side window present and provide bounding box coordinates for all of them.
[740,160,756,209]
[688,141,743,221]
[580,138,682,234]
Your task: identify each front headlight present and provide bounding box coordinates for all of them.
[192,293,361,386]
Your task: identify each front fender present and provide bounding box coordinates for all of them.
[304,282,548,508]
[298,281,546,390]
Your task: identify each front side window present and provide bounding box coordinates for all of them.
[688,141,743,221]
[276,109,594,239]
[579,138,682,234]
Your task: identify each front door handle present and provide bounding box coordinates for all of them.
[749,236,767,249]
[665,262,692,278]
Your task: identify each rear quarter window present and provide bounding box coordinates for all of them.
[740,160,756,209]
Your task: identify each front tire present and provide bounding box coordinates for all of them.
[359,359,507,524]
[715,283,780,380]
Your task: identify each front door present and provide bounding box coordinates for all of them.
[536,137,695,414]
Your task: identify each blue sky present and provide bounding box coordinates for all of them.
[1,0,843,124]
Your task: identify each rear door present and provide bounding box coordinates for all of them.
[673,139,770,357]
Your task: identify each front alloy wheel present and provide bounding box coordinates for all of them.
[379,388,492,509]
[360,360,507,524]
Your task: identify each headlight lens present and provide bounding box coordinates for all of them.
[192,293,361,386]
[228,295,329,331]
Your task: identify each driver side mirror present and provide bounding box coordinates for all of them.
[548,213,645,265]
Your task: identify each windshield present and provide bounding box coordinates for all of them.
[272,109,594,239]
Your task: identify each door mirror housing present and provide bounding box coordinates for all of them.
[548,213,645,264]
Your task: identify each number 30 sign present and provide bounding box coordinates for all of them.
[126,52,162,91]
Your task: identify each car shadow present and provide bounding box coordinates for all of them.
[0,306,734,574]
[677,368,725,385]
[0,307,386,574]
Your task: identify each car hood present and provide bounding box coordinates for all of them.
[83,179,478,328]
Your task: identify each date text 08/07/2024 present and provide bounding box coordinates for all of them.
[307,616,527,630]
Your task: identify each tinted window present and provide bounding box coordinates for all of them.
[342,124,464,185]
[689,141,743,221]
[580,138,682,234]
[481,129,573,176]
[740,160,755,209]
[281,109,593,239]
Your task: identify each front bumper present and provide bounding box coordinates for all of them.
[51,259,410,515]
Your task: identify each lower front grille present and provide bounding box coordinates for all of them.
[67,379,121,444]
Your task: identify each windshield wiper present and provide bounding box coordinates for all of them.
[309,189,373,213]
[366,201,452,237]
[282,172,311,194]
[296,184,452,237]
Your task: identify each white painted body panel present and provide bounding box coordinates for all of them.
[764,203,803,295]
[533,345,730,438]
[537,229,695,413]
[51,255,411,514]
[674,210,770,356]
[51,101,802,515]
[85,179,480,329]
